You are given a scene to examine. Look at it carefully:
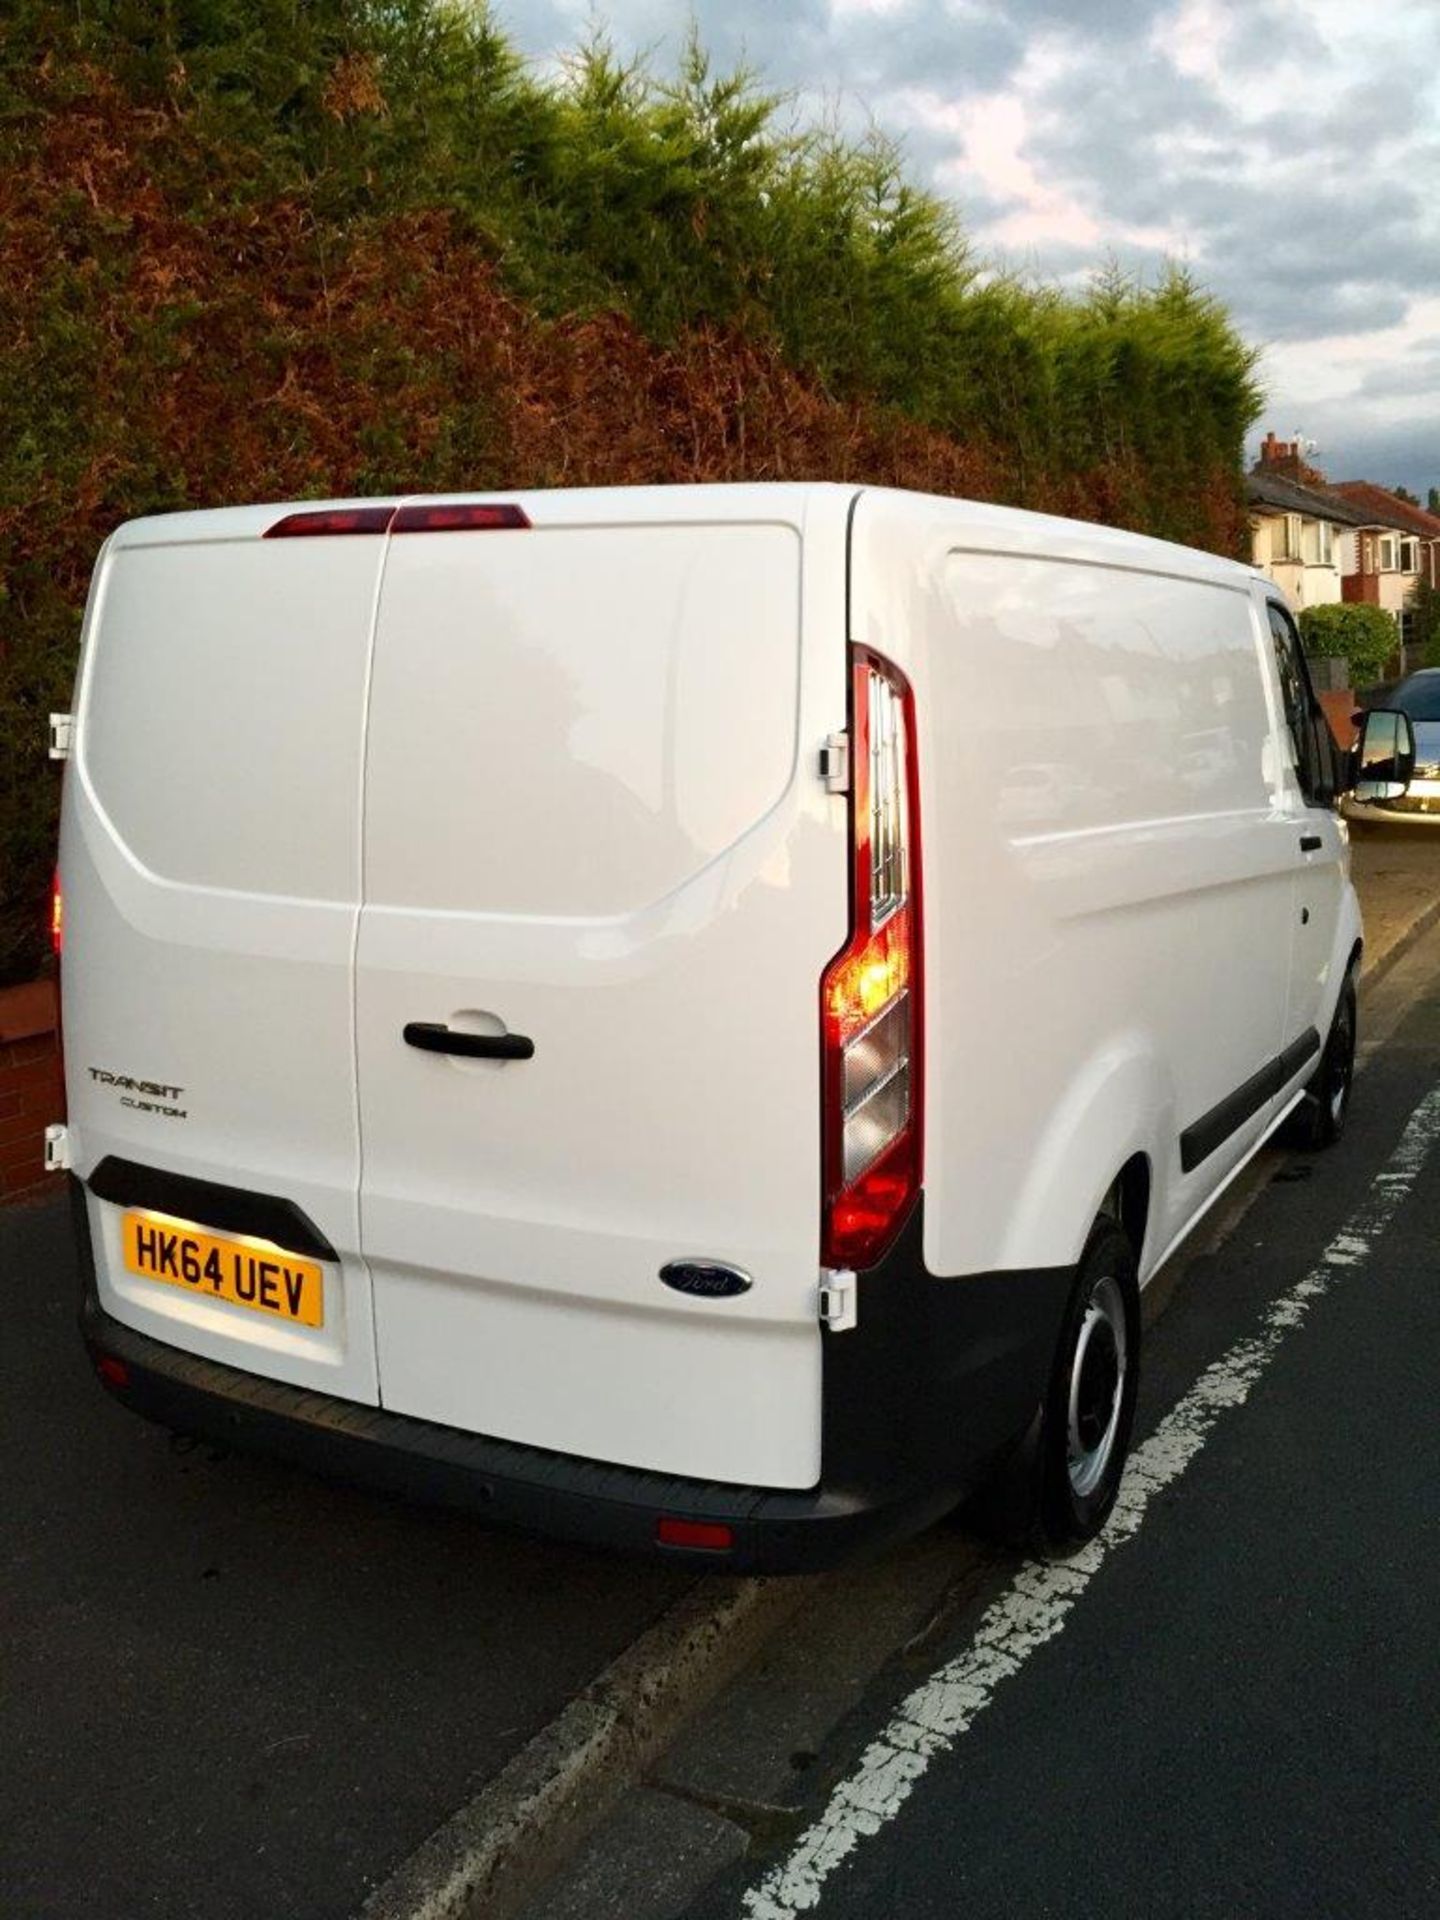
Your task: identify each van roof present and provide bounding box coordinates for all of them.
[105,484,855,549]
[108,482,1261,589]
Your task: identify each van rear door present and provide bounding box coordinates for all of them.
[355,488,850,1489]
[62,507,385,1404]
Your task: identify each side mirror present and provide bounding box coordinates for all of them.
[1349,708,1417,801]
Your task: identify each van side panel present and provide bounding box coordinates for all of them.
[850,493,1299,1282]
[61,531,383,1404]
[355,496,852,1489]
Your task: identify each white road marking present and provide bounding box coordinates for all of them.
[743,1084,1440,1919]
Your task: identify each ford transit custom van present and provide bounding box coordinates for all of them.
[56,485,1373,1567]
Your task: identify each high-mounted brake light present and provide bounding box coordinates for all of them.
[263,507,397,538]
[50,869,63,956]
[263,502,531,538]
[390,503,530,533]
[821,649,923,1270]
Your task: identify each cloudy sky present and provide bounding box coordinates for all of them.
[498,0,1440,496]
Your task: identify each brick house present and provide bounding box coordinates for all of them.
[1247,462,1365,609]
[1326,481,1440,660]
[1251,433,1439,671]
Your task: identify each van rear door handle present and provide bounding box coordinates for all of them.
[403,1022,535,1061]
[1299,833,1323,853]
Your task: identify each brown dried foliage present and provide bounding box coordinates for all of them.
[0,60,1249,981]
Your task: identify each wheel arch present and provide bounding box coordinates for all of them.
[995,1037,1170,1276]
[1105,1151,1152,1270]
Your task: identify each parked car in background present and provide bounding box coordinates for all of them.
[1349,669,1440,820]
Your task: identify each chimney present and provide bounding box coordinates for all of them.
[1259,431,1300,474]
[1255,431,1324,485]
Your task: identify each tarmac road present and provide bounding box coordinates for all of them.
[0,1195,692,1920]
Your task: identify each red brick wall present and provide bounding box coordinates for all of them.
[1318,689,1359,751]
[0,980,64,1204]
[1342,573,1380,604]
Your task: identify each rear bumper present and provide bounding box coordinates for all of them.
[80,1288,952,1573]
[73,1176,1067,1574]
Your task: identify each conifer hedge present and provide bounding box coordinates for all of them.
[0,0,1263,983]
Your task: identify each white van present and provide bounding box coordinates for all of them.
[56,484,1404,1568]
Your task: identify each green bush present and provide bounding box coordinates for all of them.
[1297,602,1398,688]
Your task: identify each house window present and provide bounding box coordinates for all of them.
[1400,536,1419,573]
[1378,533,1399,570]
[1315,520,1334,565]
[1274,513,1301,560]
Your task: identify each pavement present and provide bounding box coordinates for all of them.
[1348,815,1440,979]
[3,817,1438,1920]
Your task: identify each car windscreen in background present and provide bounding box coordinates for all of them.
[1393,674,1440,722]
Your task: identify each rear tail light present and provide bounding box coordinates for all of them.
[821,650,922,1269]
[50,869,63,956]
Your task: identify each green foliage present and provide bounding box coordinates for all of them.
[1429,487,1440,515]
[0,0,1265,983]
[1297,602,1398,687]
[1407,578,1440,669]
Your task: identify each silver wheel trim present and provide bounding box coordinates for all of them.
[1067,1273,1128,1500]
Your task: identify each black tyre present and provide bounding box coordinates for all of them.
[1279,973,1357,1152]
[966,1217,1140,1551]
[1036,1220,1141,1549]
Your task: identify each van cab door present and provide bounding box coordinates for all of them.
[1260,596,1347,1070]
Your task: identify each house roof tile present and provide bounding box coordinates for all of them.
[1327,482,1440,538]
[1246,470,1368,525]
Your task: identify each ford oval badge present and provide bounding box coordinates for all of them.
[660,1260,753,1300]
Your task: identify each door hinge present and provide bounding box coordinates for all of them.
[49,713,73,760]
[44,1123,71,1173]
[819,731,850,795]
[819,1267,857,1332]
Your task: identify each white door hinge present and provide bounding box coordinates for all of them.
[819,731,850,794]
[819,1268,857,1332]
[44,1123,71,1173]
[49,713,73,760]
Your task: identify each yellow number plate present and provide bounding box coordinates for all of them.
[121,1212,324,1328]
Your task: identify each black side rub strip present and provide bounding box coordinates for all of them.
[1179,1027,1321,1173]
[86,1156,338,1262]
[403,1023,535,1061]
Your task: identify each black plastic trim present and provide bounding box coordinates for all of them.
[821,1201,1070,1493]
[403,1023,534,1061]
[1179,1027,1321,1173]
[73,1187,1067,1574]
[86,1157,338,1262]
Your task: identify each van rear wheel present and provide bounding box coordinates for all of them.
[1037,1220,1141,1549]
[965,1218,1140,1551]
